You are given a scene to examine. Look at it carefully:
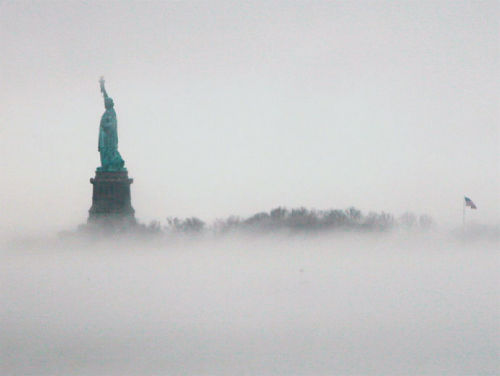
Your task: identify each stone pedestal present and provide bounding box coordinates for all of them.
[88,170,135,224]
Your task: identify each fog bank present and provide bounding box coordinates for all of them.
[2,231,498,375]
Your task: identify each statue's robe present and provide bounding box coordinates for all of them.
[98,107,124,170]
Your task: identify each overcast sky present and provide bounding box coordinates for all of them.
[1,1,498,234]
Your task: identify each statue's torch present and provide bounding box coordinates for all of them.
[99,76,105,93]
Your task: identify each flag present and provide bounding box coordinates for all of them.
[464,196,477,209]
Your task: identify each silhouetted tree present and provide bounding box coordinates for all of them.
[166,217,205,233]
[322,209,349,228]
[270,207,288,221]
[346,207,362,224]
[363,212,394,231]
[399,212,417,228]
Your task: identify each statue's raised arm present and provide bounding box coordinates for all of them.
[99,76,109,99]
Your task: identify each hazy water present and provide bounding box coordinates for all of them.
[1,231,498,375]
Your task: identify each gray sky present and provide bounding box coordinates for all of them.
[1,1,498,234]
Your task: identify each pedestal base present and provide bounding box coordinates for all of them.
[88,170,135,224]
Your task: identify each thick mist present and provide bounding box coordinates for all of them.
[1,231,498,375]
[1,1,499,374]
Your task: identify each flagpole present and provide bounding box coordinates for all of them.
[463,197,465,227]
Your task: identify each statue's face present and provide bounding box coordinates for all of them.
[105,98,114,109]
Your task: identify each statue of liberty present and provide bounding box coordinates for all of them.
[97,77,125,171]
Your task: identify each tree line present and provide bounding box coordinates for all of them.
[146,207,434,235]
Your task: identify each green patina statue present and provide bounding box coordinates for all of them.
[97,77,125,172]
